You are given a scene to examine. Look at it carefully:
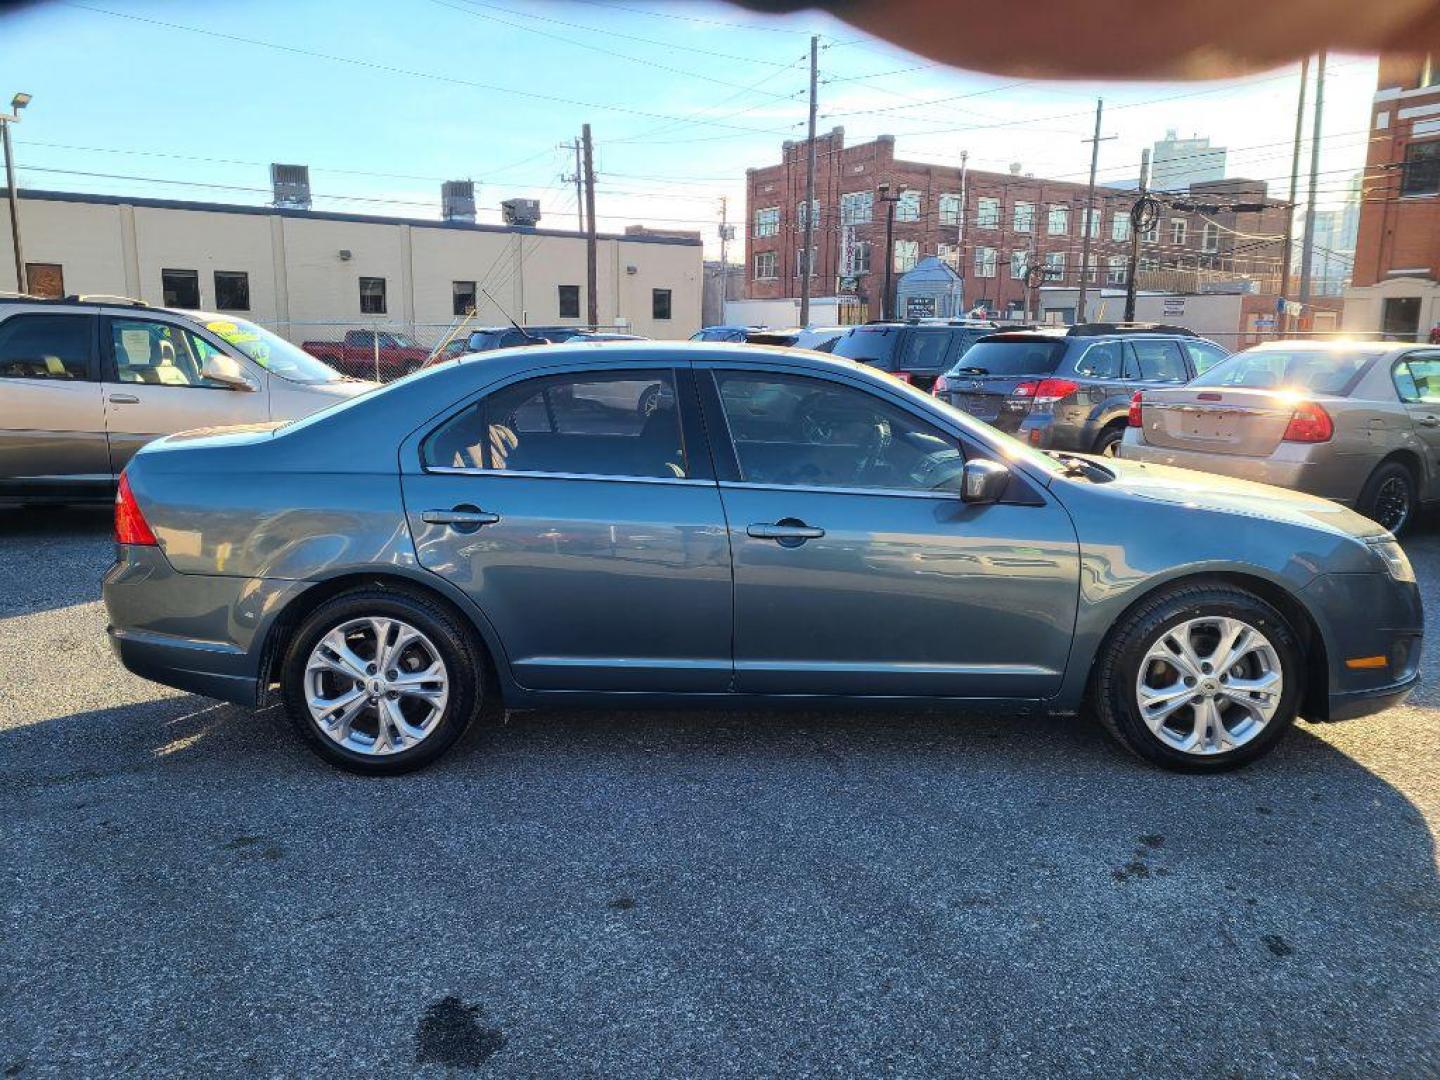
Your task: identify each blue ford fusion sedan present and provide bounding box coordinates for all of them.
[103,341,1421,774]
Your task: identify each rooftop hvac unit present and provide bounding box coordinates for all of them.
[270,163,311,210]
[442,180,476,223]
[502,198,541,227]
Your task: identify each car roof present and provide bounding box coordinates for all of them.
[447,338,863,374]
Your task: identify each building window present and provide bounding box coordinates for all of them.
[1013,201,1034,233]
[938,193,962,226]
[557,284,580,319]
[1402,140,1440,195]
[1201,221,1220,252]
[1044,251,1066,280]
[161,269,200,309]
[1111,213,1131,242]
[212,271,250,311]
[795,199,819,228]
[973,246,997,278]
[1169,219,1188,246]
[1107,256,1128,285]
[450,280,477,317]
[652,288,672,320]
[937,242,960,269]
[754,251,778,279]
[754,207,780,237]
[976,197,1000,229]
[24,262,63,299]
[893,240,919,273]
[794,246,817,277]
[359,276,387,315]
[1138,256,1159,272]
[1079,208,1101,238]
[1086,255,1099,283]
[1047,205,1069,235]
[894,189,922,223]
[1010,250,1029,279]
[1142,219,1158,244]
[849,241,871,274]
[840,191,873,225]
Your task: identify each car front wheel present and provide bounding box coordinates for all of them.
[281,588,483,774]
[1090,583,1303,771]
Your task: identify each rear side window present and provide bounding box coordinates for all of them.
[1074,341,1123,379]
[1395,354,1440,403]
[948,339,1064,376]
[895,330,953,373]
[1128,340,1188,383]
[424,370,685,479]
[0,313,94,380]
[831,328,901,369]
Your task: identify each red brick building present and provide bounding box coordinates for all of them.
[744,128,1287,322]
[1346,54,1440,339]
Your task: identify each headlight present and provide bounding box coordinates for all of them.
[1367,538,1415,583]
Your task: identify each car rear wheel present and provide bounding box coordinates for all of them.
[1092,424,1125,458]
[1090,583,1303,771]
[281,588,483,775]
[1357,460,1416,535]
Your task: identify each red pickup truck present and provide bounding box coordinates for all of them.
[301,330,431,381]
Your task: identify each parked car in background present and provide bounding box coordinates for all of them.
[690,325,764,343]
[935,323,1228,457]
[105,341,1420,776]
[1122,339,1440,534]
[829,320,1000,391]
[0,297,374,505]
[301,329,432,380]
[463,327,644,354]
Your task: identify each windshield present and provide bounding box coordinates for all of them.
[1192,347,1385,396]
[202,318,346,383]
[950,338,1066,376]
[831,328,901,368]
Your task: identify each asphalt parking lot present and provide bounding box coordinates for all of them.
[1,510,1437,1078]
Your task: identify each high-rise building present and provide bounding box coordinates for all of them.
[1151,130,1227,192]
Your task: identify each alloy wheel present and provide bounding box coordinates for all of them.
[1134,616,1282,755]
[1373,475,1411,533]
[303,617,450,755]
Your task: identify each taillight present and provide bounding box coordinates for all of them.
[1010,381,1038,399]
[932,375,950,395]
[1128,391,1143,427]
[1283,401,1333,443]
[1033,378,1079,405]
[114,473,158,546]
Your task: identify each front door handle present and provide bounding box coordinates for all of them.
[421,506,500,532]
[108,393,140,404]
[747,520,825,545]
[1420,415,1440,428]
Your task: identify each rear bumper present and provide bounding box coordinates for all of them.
[1119,433,1343,502]
[1014,411,1092,452]
[107,625,261,706]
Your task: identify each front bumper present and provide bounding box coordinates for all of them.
[1325,672,1419,721]
[1302,571,1423,721]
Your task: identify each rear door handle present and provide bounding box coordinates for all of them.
[1420,415,1440,428]
[421,507,500,530]
[747,521,825,543]
[108,393,140,404]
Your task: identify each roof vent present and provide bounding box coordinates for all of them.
[501,198,541,227]
[270,163,311,210]
[442,180,476,223]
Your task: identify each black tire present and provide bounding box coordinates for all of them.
[1092,424,1125,458]
[280,588,484,775]
[1089,583,1304,772]
[1357,460,1417,536]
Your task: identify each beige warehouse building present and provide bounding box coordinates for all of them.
[0,190,703,342]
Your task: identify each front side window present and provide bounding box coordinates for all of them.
[214,271,250,311]
[1402,141,1440,196]
[1394,357,1440,401]
[161,268,200,309]
[975,197,1000,229]
[0,313,92,380]
[715,371,961,493]
[840,191,873,225]
[754,207,780,237]
[895,190,922,222]
[204,316,343,383]
[424,369,685,479]
[1129,339,1188,383]
[652,288,672,320]
[359,277,387,315]
[1185,341,1228,375]
[110,318,223,387]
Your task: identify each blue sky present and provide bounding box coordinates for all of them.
[0,1,1378,256]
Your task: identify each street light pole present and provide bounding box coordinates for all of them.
[877,182,900,320]
[1,92,31,294]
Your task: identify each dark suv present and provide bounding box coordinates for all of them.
[829,320,999,392]
[934,323,1228,456]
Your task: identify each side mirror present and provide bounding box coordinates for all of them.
[201,353,258,392]
[961,458,1010,504]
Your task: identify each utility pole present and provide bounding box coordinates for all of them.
[1279,56,1310,336]
[581,123,598,328]
[1,92,31,294]
[561,137,585,234]
[956,149,968,293]
[877,183,901,320]
[799,34,819,326]
[1076,98,1115,323]
[718,196,733,311]
[1298,50,1326,321]
[1123,149,1151,321]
